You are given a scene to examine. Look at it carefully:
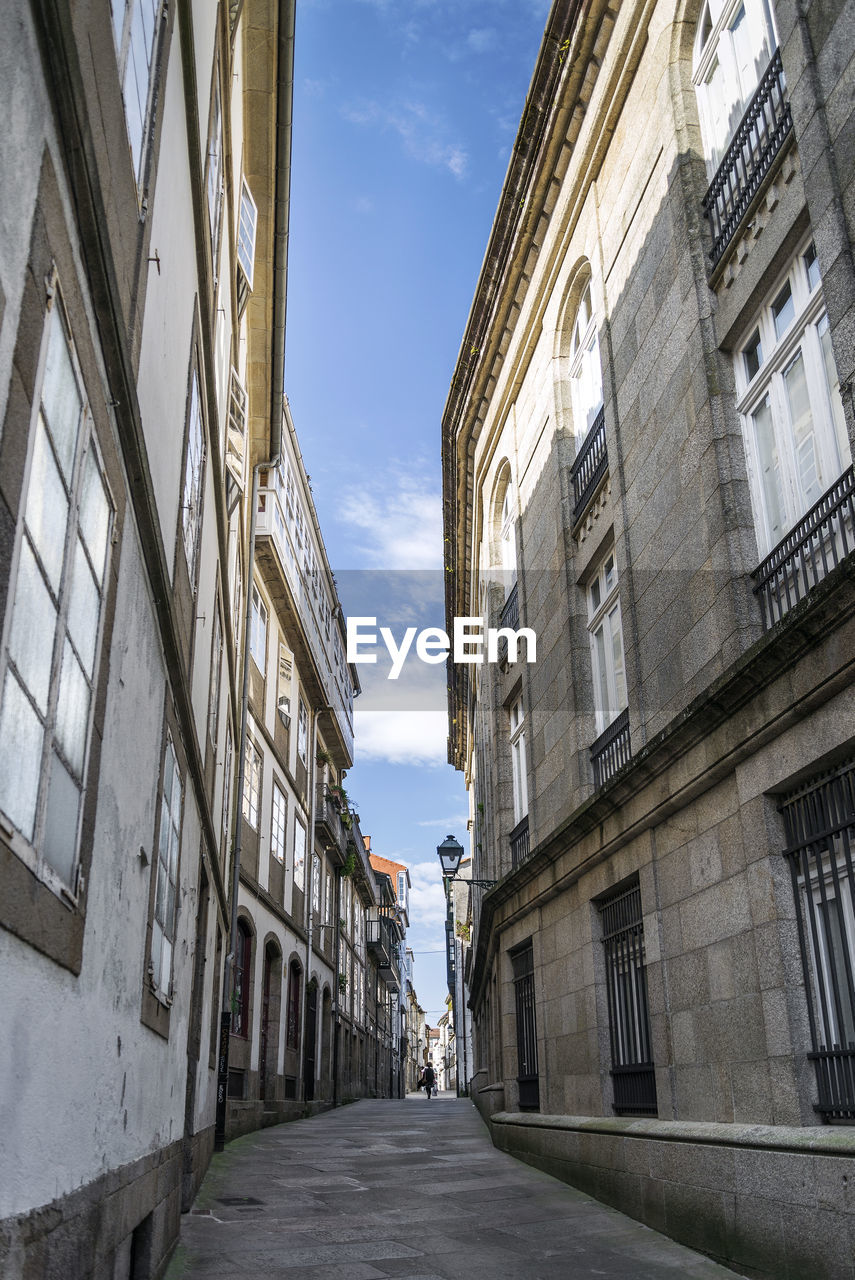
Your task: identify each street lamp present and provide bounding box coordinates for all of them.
[436,834,497,888]
[436,836,497,1098]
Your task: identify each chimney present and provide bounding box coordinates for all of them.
[363,834,371,852]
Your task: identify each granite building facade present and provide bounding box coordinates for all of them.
[443,0,855,1273]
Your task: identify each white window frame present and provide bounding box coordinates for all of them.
[111,0,164,187]
[798,843,855,1050]
[277,641,293,725]
[271,778,287,863]
[249,584,268,674]
[509,697,528,824]
[222,723,233,852]
[206,62,224,274]
[293,816,306,890]
[587,548,627,737]
[569,278,604,436]
[208,604,223,745]
[692,0,778,178]
[237,178,258,292]
[312,852,321,914]
[150,731,182,1002]
[182,363,206,583]
[297,697,309,765]
[734,239,851,559]
[0,284,114,900]
[242,735,262,830]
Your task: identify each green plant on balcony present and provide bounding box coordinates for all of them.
[316,747,332,767]
[342,847,357,877]
[338,972,348,992]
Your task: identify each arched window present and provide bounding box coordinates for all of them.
[569,280,603,436]
[499,480,517,580]
[692,0,777,177]
[233,920,252,1037]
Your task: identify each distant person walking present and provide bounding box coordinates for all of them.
[421,1064,436,1100]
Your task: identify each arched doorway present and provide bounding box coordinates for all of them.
[304,981,318,1101]
[320,987,333,1099]
[259,941,282,1103]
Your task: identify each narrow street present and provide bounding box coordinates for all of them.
[167,1095,742,1280]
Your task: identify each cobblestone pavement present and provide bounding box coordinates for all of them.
[166,1093,744,1280]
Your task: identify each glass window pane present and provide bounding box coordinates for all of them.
[594,625,610,725]
[783,351,822,507]
[123,57,145,178]
[818,316,851,473]
[8,538,58,715]
[42,750,81,885]
[772,280,795,341]
[155,853,168,926]
[160,936,173,993]
[743,328,763,382]
[609,605,627,710]
[41,321,81,481]
[151,918,164,990]
[56,639,90,779]
[804,243,821,293]
[79,450,111,584]
[168,818,180,880]
[0,671,44,840]
[67,538,101,678]
[26,417,69,593]
[752,395,786,545]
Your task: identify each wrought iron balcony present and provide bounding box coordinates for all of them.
[570,406,608,522]
[500,581,520,631]
[752,467,855,629]
[315,787,348,853]
[366,918,390,967]
[510,816,530,869]
[702,48,793,268]
[591,707,631,788]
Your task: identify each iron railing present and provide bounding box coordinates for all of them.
[591,707,631,788]
[512,944,540,1110]
[570,406,607,521]
[752,467,855,629]
[510,816,530,868]
[500,581,520,631]
[702,48,792,267]
[599,882,657,1116]
[780,761,855,1122]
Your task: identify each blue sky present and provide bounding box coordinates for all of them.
[285,0,549,1025]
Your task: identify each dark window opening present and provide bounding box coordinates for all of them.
[598,881,657,1116]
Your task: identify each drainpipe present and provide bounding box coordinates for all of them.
[214,0,294,1153]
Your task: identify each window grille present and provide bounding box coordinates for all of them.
[599,882,657,1115]
[780,762,855,1122]
[512,943,539,1109]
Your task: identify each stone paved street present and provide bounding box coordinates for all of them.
[166,1094,744,1279]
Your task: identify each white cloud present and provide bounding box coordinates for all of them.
[337,466,442,570]
[467,26,496,53]
[341,98,468,179]
[408,858,451,931]
[354,709,448,766]
[416,814,469,829]
[353,195,375,215]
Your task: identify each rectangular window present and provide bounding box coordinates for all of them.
[237,179,258,297]
[780,762,855,1121]
[0,291,113,896]
[293,816,306,890]
[277,642,293,725]
[598,881,657,1116]
[249,585,268,673]
[735,241,851,558]
[325,870,333,926]
[208,605,222,745]
[242,736,262,830]
[511,943,539,1110]
[271,779,287,863]
[232,921,251,1037]
[509,697,529,822]
[297,698,309,765]
[111,0,162,185]
[206,66,224,271]
[150,733,182,1001]
[182,365,206,583]
[313,852,321,914]
[221,723,233,854]
[587,549,627,736]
